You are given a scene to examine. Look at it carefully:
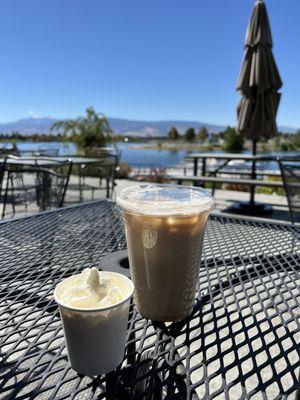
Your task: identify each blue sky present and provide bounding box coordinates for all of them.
[1,0,300,127]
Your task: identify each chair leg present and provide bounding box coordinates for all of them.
[79,172,83,203]
[106,178,110,198]
[296,369,300,400]
[212,183,216,196]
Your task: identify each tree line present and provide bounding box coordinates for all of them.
[167,126,243,151]
[0,132,63,142]
[167,126,209,143]
[167,125,300,152]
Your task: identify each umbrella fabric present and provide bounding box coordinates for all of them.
[238,47,282,93]
[237,0,282,141]
[245,0,273,47]
[237,92,281,140]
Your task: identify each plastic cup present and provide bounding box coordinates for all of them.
[117,184,214,322]
[54,271,134,376]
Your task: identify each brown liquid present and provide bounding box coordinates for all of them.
[122,211,209,321]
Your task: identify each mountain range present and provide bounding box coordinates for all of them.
[0,117,297,136]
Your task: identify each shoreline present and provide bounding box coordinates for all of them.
[128,143,220,151]
[127,141,287,153]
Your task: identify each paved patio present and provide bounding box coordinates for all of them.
[0,176,291,224]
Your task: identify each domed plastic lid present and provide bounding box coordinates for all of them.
[117,184,214,216]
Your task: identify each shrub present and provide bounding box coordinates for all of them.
[114,163,131,179]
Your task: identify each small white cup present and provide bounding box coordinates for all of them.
[54,271,134,376]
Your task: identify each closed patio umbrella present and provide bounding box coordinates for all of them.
[235,0,282,215]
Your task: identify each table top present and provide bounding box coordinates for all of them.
[0,200,299,399]
[187,153,273,161]
[0,156,112,166]
[187,153,300,162]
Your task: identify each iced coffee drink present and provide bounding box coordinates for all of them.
[54,268,134,376]
[117,184,213,321]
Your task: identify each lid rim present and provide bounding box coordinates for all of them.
[117,184,214,215]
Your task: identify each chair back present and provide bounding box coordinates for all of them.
[0,157,7,194]
[2,157,72,219]
[77,154,118,200]
[278,158,300,224]
[35,158,73,204]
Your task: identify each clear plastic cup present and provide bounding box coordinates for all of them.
[117,184,214,322]
[54,271,134,376]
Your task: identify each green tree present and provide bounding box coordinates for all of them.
[273,131,282,150]
[222,127,244,152]
[260,138,269,153]
[11,131,22,140]
[198,127,208,143]
[184,127,196,142]
[168,126,180,141]
[51,107,113,149]
[209,133,220,144]
[292,130,300,150]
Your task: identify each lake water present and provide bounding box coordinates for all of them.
[2,141,187,167]
[117,142,187,167]
[116,143,299,170]
[1,141,298,170]
[0,141,77,156]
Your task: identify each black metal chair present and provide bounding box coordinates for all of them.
[66,154,118,203]
[278,158,300,224]
[1,158,72,219]
[0,156,7,189]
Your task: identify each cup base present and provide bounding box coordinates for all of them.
[69,353,124,377]
[136,306,193,322]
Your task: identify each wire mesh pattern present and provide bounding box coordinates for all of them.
[0,200,299,399]
[65,157,117,204]
[279,161,300,224]
[1,159,72,219]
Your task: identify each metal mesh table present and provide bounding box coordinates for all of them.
[0,200,299,399]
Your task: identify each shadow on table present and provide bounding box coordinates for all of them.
[97,249,300,399]
[1,249,299,399]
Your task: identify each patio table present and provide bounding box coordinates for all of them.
[0,156,118,203]
[0,156,102,167]
[0,200,299,399]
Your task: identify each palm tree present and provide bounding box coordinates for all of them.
[52,107,113,149]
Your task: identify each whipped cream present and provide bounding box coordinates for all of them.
[57,268,123,309]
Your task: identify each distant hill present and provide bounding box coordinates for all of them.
[0,117,59,135]
[0,117,297,136]
[0,117,226,136]
[277,126,298,134]
[108,118,227,137]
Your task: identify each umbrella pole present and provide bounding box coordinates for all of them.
[228,138,271,215]
[250,139,257,205]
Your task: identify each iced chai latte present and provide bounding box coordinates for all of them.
[117,185,213,321]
